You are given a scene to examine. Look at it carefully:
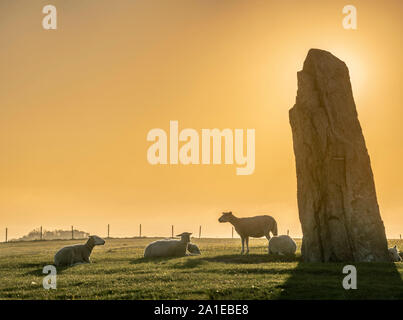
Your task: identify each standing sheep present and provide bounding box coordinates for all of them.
[268,235,297,255]
[54,235,105,267]
[144,232,192,258]
[218,211,277,254]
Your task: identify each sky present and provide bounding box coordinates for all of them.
[0,0,402,239]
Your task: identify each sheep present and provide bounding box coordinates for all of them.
[388,245,402,262]
[54,235,105,267]
[144,232,192,258]
[268,235,297,255]
[218,211,277,254]
[187,243,201,255]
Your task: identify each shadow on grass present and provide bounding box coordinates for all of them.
[276,261,403,300]
[172,258,208,269]
[23,263,87,276]
[24,269,46,276]
[19,262,47,269]
[131,253,301,268]
[130,256,185,265]
[195,254,301,265]
[20,261,54,276]
[190,267,298,275]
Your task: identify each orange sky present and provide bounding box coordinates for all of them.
[1,0,402,239]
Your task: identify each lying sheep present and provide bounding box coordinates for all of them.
[144,232,192,258]
[187,243,201,255]
[54,235,105,267]
[268,235,297,255]
[388,245,402,262]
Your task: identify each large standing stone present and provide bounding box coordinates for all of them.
[289,49,389,262]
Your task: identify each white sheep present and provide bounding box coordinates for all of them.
[144,232,192,258]
[388,245,402,262]
[268,235,297,255]
[187,243,201,255]
[54,235,105,267]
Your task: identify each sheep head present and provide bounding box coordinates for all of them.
[89,235,106,246]
[176,232,192,243]
[219,211,233,223]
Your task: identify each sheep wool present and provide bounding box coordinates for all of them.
[268,235,297,255]
[388,246,402,262]
[144,232,192,258]
[54,235,105,267]
[187,243,201,255]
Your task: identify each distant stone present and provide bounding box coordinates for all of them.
[289,49,389,262]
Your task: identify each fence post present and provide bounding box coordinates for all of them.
[107,224,110,239]
[171,225,174,238]
[40,226,43,240]
[5,228,7,243]
[71,226,74,240]
[287,229,289,236]
[199,225,201,239]
[139,224,142,238]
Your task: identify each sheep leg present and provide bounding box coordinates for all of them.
[245,237,249,254]
[240,237,245,254]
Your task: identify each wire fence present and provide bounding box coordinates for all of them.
[2,224,250,243]
[5,225,398,243]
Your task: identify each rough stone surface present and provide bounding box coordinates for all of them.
[289,49,389,262]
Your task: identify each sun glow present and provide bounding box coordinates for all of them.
[330,48,369,101]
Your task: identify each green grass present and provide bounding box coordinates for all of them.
[0,238,401,300]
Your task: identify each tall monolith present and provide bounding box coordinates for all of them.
[289,49,389,262]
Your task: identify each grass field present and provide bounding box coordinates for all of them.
[0,238,402,300]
